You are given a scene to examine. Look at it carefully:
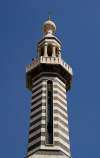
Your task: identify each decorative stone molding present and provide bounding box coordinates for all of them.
[26,56,73,75]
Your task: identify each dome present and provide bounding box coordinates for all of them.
[42,20,56,35]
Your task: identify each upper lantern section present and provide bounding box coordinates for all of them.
[42,20,56,35]
[26,17,73,92]
[37,17,61,58]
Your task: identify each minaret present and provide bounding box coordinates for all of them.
[25,16,73,158]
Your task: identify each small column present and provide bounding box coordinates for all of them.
[52,44,56,57]
[37,48,41,58]
[58,48,61,58]
[44,44,48,57]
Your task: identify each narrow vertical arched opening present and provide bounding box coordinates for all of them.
[47,44,52,56]
[55,47,58,57]
[41,46,44,56]
[46,80,53,144]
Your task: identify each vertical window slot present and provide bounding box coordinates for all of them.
[46,80,53,144]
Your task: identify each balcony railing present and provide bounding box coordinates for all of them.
[26,56,73,75]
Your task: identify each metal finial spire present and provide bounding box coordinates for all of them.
[48,11,51,21]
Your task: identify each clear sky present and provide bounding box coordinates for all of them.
[0,0,100,158]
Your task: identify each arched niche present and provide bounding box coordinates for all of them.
[47,44,52,57]
[55,47,58,57]
[41,46,44,56]
[46,80,53,144]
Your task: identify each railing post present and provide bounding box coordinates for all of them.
[40,56,42,63]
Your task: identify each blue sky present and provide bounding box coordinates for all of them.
[0,0,100,158]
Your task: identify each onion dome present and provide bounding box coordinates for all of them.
[42,13,56,35]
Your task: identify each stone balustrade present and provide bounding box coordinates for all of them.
[26,56,73,75]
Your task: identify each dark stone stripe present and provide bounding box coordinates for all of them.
[31,97,42,106]
[31,103,42,112]
[28,132,46,143]
[53,91,66,101]
[54,109,67,118]
[53,85,66,95]
[32,75,43,84]
[31,96,46,107]
[28,133,41,143]
[54,117,68,127]
[30,117,41,127]
[42,90,46,93]
[57,91,66,100]
[30,116,46,127]
[42,96,46,100]
[54,96,67,103]
[32,91,42,100]
[57,97,67,107]
[53,90,67,96]
[54,124,69,136]
[27,141,41,152]
[55,141,70,154]
[32,80,46,94]
[54,132,69,145]
[32,80,42,88]
[58,109,68,120]
[57,86,66,95]
[32,85,42,94]
[53,91,58,94]
[57,104,67,113]
[54,109,68,120]
[54,103,67,113]
[53,85,58,88]
[42,103,46,106]
[42,109,46,113]
[56,80,65,90]
[30,110,42,120]
[29,125,41,135]
[53,97,57,100]
[42,85,46,88]
[29,124,45,135]
[27,141,46,153]
[30,109,45,120]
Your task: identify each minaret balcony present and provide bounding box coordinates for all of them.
[26,56,73,92]
[26,56,72,75]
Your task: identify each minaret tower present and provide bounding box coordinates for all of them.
[25,15,73,158]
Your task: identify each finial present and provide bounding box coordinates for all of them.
[42,13,56,35]
[48,11,51,21]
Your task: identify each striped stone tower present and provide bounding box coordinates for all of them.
[25,16,73,158]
